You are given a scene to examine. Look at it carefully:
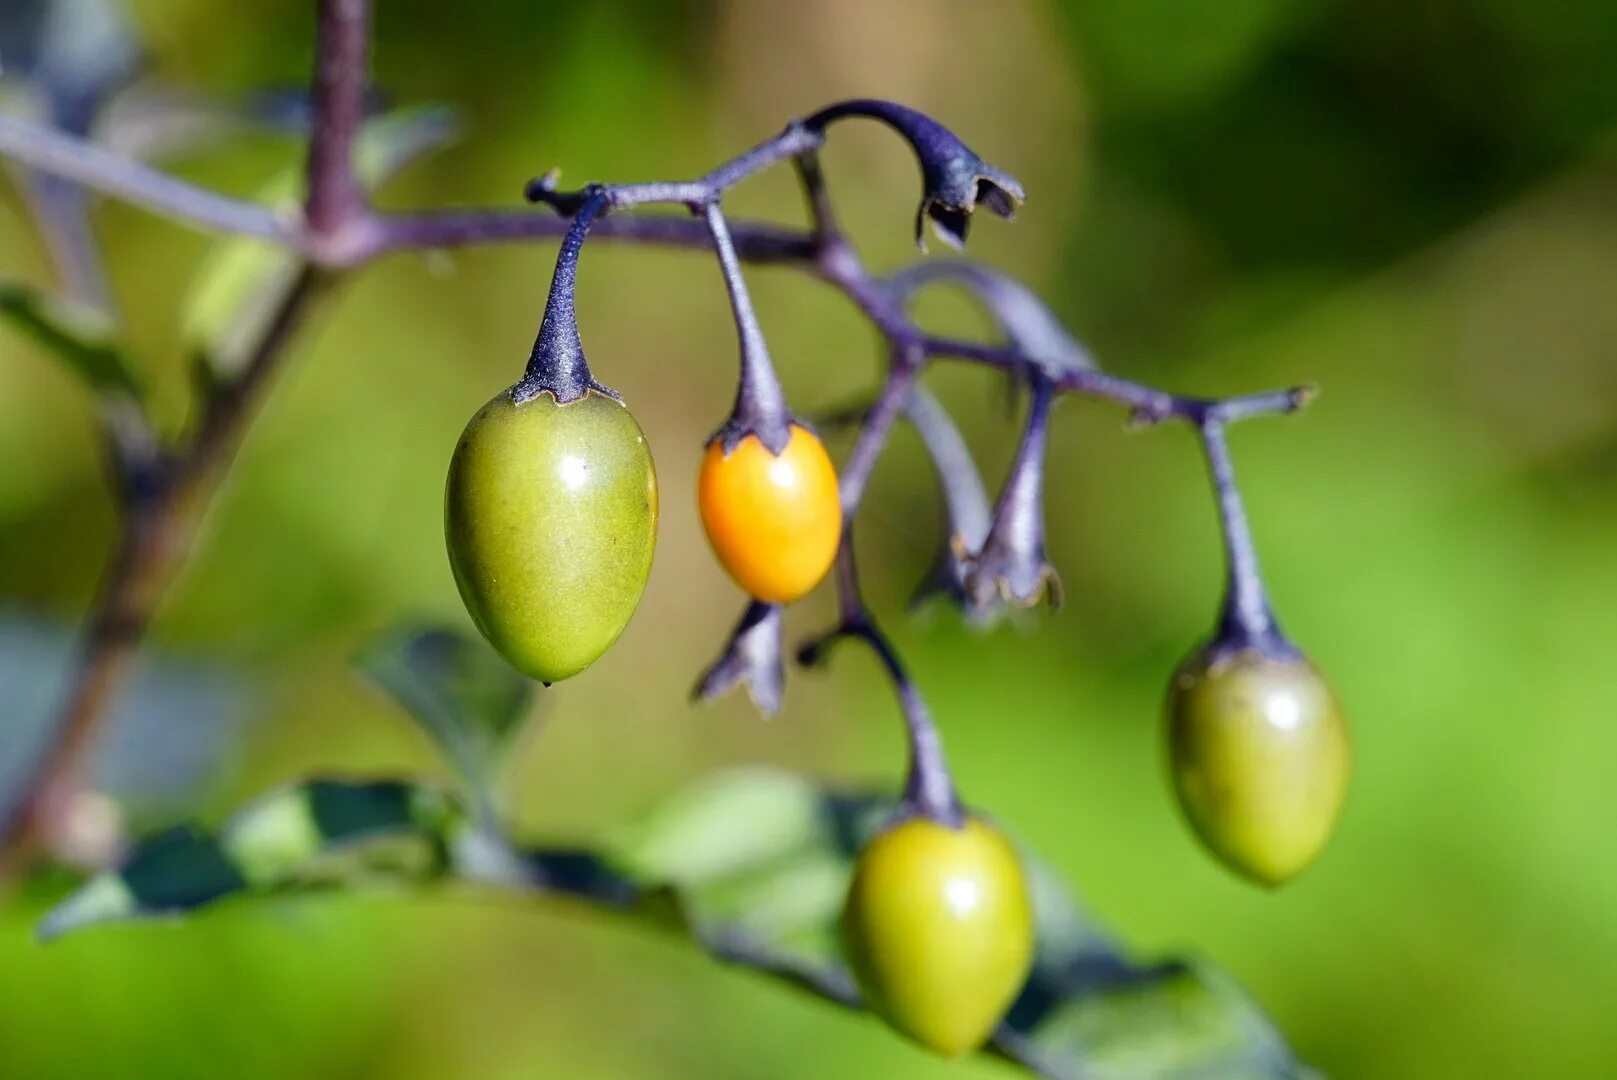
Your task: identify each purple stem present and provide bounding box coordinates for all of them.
[305,0,370,239]
[865,622,963,826]
[797,349,962,825]
[0,112,292,240]
[370,209,814,262]
[1198,416,1292,654]
[0,21,1324,861]
[527,122,821,215]
[514,189,608,404]
[982,373,1052,563]
[793,149,840,241]
[0,111,1316,429]
[703,201,791,453]
[903,384,992,553]
[886,260,1095,374]
[837,347,923,515]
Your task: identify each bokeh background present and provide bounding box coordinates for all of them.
[4,1,1617,1076]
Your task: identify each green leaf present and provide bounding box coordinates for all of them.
[38,825,242,940]
[182,104,460,377]
[1001,961,1307,1080]
[354,623,536,797]
[39,767,1307,1078]
[0,281,143,399]
[39,778,461,939]
[607,769,1308,1078]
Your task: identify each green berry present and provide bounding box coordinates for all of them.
[1167,647,1350,886]
[842,815,1034,1056]
[445,388,657,683]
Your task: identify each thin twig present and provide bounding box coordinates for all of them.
[0,269,331,861]
[367,209,814,262]
[0,104,1308,425]
[0,113,294,242]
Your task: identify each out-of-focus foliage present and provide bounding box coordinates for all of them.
[3,1,1617,1078]
[0,616,249,829]
[40,617,1306,1078]
[353,623,534,799]
[183,103,459,377]
[0,282,141,398]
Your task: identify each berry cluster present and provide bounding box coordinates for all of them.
[0,0,1344,1054]
[442,102,1351,1055]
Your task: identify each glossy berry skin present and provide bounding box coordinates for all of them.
[1167,647,1350,886]
[841,816,1035,1057]
[445,388,657,683]
[698,424,842,603]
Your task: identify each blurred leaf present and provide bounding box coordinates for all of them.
[1002,960,1307,1080]
[38,778,458,939]
[0,281,141,399]
[40,766,1305,1078]
[608,767,829,885]
[1,0,141,129]
[602,769,1304,1079]
[354,623,535,798]
[350,104,460,187]
[0,615,251,829]
[223,777,458,888]
[5,0,140,314]
[181,104,459,378]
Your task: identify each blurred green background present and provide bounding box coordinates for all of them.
[5,0,1617,1076]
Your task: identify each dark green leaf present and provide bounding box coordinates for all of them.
[0,281,142,399]
[39,777,463,939]
[120,826,245,909]
[36,826,240,941]
[354,624,536,795]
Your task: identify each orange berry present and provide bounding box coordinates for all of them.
[698,424,842,603]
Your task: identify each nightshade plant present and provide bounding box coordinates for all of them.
[0,1,1346,1075]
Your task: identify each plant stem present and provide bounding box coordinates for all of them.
[903,384,992,553]
[0,269,330,864]
[515,190,607,403]
[798,352,962,827]
[868,624,962,826]
[0,113,293,241]
[837,348,922,515]
[703,201,790,452]
[369,209,814,262]
[1197,416,1293,655]
[0,109,1312,426]
[305,0,371,241]
[978,374,1053,568]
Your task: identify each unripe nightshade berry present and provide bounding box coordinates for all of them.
[445,388,657,683]
[841,815,1034,1057]
[698,424,842,604]
[1166,647,1350,886]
